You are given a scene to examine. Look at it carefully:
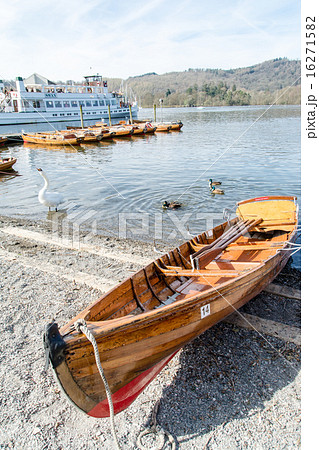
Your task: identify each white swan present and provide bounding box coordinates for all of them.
[37,168,64,211]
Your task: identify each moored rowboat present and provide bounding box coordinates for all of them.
[163,120,183,130]
[0,157,17,171]
[0,136,8,146]
[134,119,183,131]
[61,129,104,142]
[67,123,134,137]
[44,196,298,418]
[22,132,82,145]
[153,123,171,132]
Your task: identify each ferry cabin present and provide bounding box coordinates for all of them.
[0,75,137,125]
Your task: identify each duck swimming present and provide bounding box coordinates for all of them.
[208,178,221,189]
[210,186,224,195]
[37,168,64,211]
[162,200,182,210]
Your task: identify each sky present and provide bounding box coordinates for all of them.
[0,0,300,82]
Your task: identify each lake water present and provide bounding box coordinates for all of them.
[0,105,301,267]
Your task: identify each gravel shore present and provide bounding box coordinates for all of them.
[0,214,301,449]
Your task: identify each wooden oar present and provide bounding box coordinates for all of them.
[193,218,262,269]
[191,219,249,260]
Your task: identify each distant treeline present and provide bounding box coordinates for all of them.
[106,58,301,107]
[3,58,300,108]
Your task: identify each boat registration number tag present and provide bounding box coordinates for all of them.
[201,304,210,319]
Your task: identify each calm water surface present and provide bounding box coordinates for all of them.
[0,105,301,267]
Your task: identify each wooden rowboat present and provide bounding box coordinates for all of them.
[62,129,104,142]
[154,123,172,132]
[108,126,134,137]
[0,157,17,171]
[67,124,133,137]
[164,120,183,130]
[0,136,8,146]
[22,132,82,146]
[44,196,298,418]
[134,120,183,131]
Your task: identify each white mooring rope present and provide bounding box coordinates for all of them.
[74,319,121,450]
[136,399,177,450]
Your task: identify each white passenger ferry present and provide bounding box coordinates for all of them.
[0,74,138,126]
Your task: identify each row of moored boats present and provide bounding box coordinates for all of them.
[22,120,183,145]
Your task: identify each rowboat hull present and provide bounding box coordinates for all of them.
[0,157,17,171]
[133,120,183,131]
[168,122,183,130]
[109,127,133,137]
[44,196,298,417]
[62,129,104,142]
[155,123,171,132]
[0,136,8,146]
[22,133,81,146]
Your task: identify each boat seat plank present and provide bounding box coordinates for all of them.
[226,243,284,251]
[157,266,241,278]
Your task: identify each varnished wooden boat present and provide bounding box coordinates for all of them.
[0,157,17,171]
[0,136,8,146]
[164,120,183,130]
[134,120,183,131]
[154,123,172,132]
[92,124,133,137]
[62,129,104,142]
[134,121,172,132]
[143,123,157,134]
[129,124,147,135]
[44,196,298,418]
[67,124,132,138]
[108,126,134,137]
[112,121,147,135]
[22,132,82,146]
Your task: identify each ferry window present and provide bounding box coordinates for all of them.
[92,100,98,107]
[111,100,117,105]
[87,112,91,115]
[99,100,105,106]
[53,114,57,116]
[67,113,72,116]
[63,101,70,108]
[55,101,62,108]
[71,101,78,107]
[79,101,85,106]
[33,101,40,108]
[74,113,79,116]
[46,101,54,108]
[86,101,92,107]
[105,100,110,106]
[60,113,65,116]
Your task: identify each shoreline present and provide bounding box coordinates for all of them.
[0,214,300,448]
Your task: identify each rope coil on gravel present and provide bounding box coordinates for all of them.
[74,318,121,450]
[136,400,176,450]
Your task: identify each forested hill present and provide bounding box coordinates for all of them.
[107,58,301,107]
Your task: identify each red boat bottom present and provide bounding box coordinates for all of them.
[88,352,177,418]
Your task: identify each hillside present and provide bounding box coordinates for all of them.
[107,58,301,107]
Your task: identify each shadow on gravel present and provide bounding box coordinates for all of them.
[144,266,301,445]
[241,264,301,327]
